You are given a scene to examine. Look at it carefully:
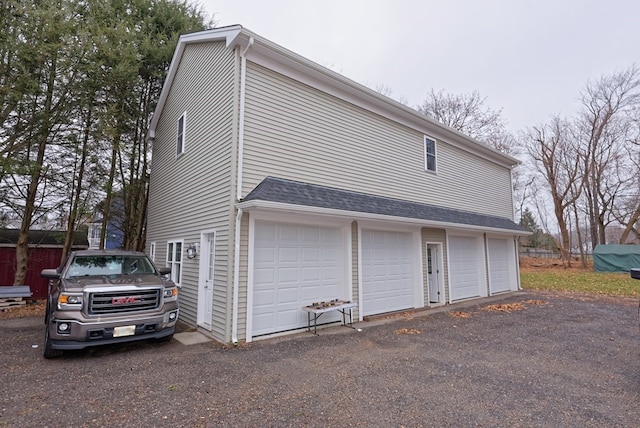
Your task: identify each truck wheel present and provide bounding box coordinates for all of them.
[44,301,50,325]
[43,325,63,359]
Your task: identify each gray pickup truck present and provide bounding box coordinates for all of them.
[40,250,179,359]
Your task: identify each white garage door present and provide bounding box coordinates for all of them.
[252,221,344,336]
[488,238,512,293]
[361,230,414,316]
[448,236,481,301]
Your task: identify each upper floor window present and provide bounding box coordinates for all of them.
[424,136,437,172]
[167,240,183,284]
[177,112,186,155]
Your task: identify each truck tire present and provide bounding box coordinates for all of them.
[43,324,63,359]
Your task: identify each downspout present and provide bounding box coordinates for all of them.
[231,207,243,344]
[231,36,254,345]
[236,36,253,202]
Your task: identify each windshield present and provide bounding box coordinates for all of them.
[65,255,157,278]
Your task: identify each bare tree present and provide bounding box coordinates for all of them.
[417,89,514,154]
[576,65,640,249]
[525,117,582,266]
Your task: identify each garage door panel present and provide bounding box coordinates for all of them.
[362,230,415,316]
[277,286,300,304]
[278,267,299,283]
[279,227,298,241]
[254,268,275,285]
[489,238,512,293]
[253,289,275,308]
[277,309,300,328]
[278,247,299,263]
[255,248,276,264]
[302,247,320,261]
[449,236,481,301]
[322,248,340,262]
[252,221,344,336]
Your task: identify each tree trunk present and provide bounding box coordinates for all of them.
[14,51,56,285]
[62,107,91,260]
[100,132,119,249]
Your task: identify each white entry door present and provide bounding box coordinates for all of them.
[197,232,215,331]
[361,230,415,316]
[252,221,344,337]
[427,244,443,305]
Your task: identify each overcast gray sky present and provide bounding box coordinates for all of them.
[201,0,639,132]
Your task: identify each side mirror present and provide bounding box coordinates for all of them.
[41,269,61,279]
[158,267,171,276]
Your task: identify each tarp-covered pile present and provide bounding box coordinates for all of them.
[593,245,640,272]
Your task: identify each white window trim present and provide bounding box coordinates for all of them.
[177,111,186,156]
[149,242,156,262]
[166,239,184,285]
[424,135,437,172]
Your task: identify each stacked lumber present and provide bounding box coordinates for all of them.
[0,297,26,308]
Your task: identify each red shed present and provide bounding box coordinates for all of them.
[0,229,89,299]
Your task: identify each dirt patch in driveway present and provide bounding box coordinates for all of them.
[1,290,638,427]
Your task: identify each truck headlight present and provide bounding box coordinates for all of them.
[59,293,83,305]
[163,288,178,298]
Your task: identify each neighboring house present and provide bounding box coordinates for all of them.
[0,229,89,298]
[146,25,528,344]
[87,217,124,250]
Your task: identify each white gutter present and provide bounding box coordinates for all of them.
[231,37,254,345]
[236,199,531,236]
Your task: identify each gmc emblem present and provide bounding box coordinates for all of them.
[112,296,141,304]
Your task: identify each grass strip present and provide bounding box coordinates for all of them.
[520,270,640,297]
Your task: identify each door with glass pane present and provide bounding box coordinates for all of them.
[198,232,215,330]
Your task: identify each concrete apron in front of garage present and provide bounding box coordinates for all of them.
[319,290,526,336]
[177,290,525,346]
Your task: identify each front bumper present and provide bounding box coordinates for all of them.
[48,305,179,350]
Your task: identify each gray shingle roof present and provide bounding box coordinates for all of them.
[243,177,526,233]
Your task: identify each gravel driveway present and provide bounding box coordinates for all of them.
[1,290,638,427]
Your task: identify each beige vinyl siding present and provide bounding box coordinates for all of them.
[146,41,236,340]
[350,221,359,320]
[235,211,250,342]
[241,62,514,219]
[422,228,448,302]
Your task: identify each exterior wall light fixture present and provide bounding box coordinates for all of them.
[186,243,198,259]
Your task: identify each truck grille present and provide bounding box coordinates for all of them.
[89,289,160,314]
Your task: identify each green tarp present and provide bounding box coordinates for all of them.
[593,245,640,272]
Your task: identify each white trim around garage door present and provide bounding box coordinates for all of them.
[246,211,352,342]
[486,235,518,295]
[446,232,488,302]
[357,221,424,320]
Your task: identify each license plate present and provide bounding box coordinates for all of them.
[113,325,136,337]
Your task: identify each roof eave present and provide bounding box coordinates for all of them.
[148,25,245,139]
[237,200,531,236]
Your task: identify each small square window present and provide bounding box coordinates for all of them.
[177,113,186,155]
[424,136,437,172]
